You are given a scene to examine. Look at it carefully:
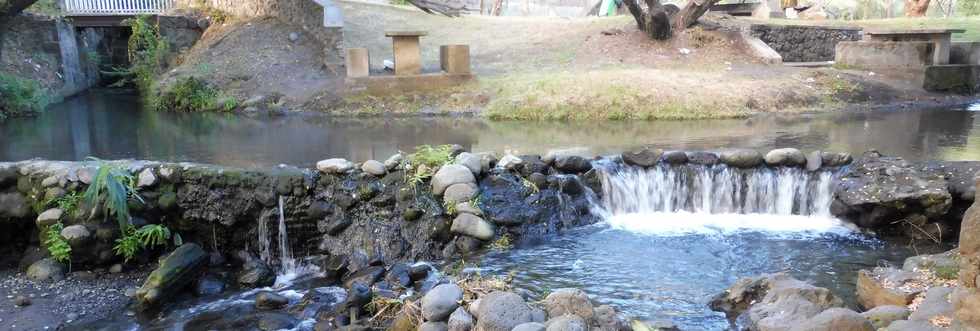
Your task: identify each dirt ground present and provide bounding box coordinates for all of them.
[166,0,977,119]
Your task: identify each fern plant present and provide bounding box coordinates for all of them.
[83,158,143,231]
[135,224,171,247]
[43,223,72,264]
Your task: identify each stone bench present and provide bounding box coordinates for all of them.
[864,28,965,65]
[386,30,427,76]
[836,41,934,70]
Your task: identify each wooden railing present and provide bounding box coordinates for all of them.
[64,0,175,15]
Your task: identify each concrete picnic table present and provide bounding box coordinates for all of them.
[385,30,428,76]
[863,28,965,65]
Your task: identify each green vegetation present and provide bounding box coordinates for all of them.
[55,191,83,218]
[120,15,169,103]
[489,233,513,250]
[25,0,61,16]
[156,77,237,112]
[405,145,455,187]
[443,199,458,215]
[934,265,959,280]
[43,223,72,264]
[520,176,539,194]
[115,224,176,262]
[0,73,51,121]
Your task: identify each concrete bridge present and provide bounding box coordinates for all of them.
[62,0,175,26]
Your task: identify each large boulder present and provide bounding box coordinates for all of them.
[907,286,954,322]
[860,305,910,329]
[36,208,63,227]
[361,160,387,176]
[450,214,495,241]
[475,291,535,331]
[432,165,477,196]
[710,273,843,330]
[544,314,587,331]
[831,152,952,229]
[421,284,463,322]
[455,152,483,176]
[958,174,980,288]
[543,288,594,321]
[26,258,66,282]
[952,287,980,330]
[134,244,208,310]
[447,307,474,331]
[765,148,806,167]
[554,156,592,174]
[317,158,354,174]
[444,183,479,204]
[720,149,764,168]
[791,308,873,331]
[622,148,662,168]
[856,268,921,309]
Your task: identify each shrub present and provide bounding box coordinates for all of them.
[0,73,50,121]
[44,223,72,264]
[155,77,237,112]
[405,145,455,187]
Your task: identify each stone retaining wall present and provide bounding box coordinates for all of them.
[835,41,934,69]
[750,24,862,62]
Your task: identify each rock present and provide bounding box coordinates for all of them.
[450,214,495,241]
[709,273,843,330]
[632,319,680,331]
[159,167,177,181]
[806,151,823,171]
[256,312,298,330]
[456,201,483,216]
[860,305,910,329]
[60,225,91,246]
[384,153,404,170]
[765,148,806,167]
[476,152,498,173]
[821,152,853,167]
[720,149,764,168]
[543,288,594,320]
[195,275,226,296]
[342,265,385,288]
[545,315,587,331]
[687,151,719,165]
[444,183,478,204]
[513,322,546,331]
[448,307,474,331]
[593,305,625,330]
[317,158,355,174]
[554,156,592,174]
[41,175,59,187]
[621,148,662,167]
[952,287,980,329]
[903,249,959,273]
[0,192,29,219]
[134,244,208,310]
[36,208,64,227]
[420,321,448,331]
[661,151,688,164]
[26,258,66,281]
[883,320,944,331]
[856,268,921,309]
[432,165,477,195]
[475,291,535,331]
[791,308,873,331]
[239,260,276,288]
[455,152,483,176]
[498,155,523,170]
[908,286,954,321]
[13,295,31,307]
[831,153,952,229]
[288,32,300,42]
[422,284,463,321]
[256,291,290,310]
[961,176,980,288]
[361,160,386,176]
[137,168,158,187]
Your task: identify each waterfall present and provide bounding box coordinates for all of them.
[594,162,850,236]
[277,196,297,274]
[55,19,84,93]
[256,196,320,287]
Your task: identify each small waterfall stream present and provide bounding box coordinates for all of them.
[255,196,319,287]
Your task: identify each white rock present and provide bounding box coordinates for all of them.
[60,225,91,245]
[384,153,404,170]
[431,165,476,195]
[451,214,495,241]
[454,152,482,176]
[138,168,158,187]
[36,209,63,227]
[317,158,354,174]
[443,183,478,204]
[498,155,523,170]
[361,160,387,176]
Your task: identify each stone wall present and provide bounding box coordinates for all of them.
[835,41,934,70]
[750,24,862,62]
[177,0,344,67]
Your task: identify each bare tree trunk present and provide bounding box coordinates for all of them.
[673,0,722,30]
[622,0,646,29]
[904,0,931,16]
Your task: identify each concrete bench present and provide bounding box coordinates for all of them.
[864,28,965,65]
[836,41,934,69]
[385,30,428,76]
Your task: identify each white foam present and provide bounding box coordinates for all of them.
[968,102,980,111]
[605,211,854,238]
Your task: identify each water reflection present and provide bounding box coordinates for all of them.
[1,91,978,167]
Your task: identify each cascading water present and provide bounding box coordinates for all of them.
[255,196,320,287]
[592,161,851,236]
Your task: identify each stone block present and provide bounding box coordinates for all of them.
[923,65,980,94]
[346,47,369,78]
[439,45,471,74]
[835,41,934,70]
[346,73,474,95]
[392,36,422,76]
[951,42,980,65]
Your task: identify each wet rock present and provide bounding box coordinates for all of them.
[687,151,719,165]
[710,273,843,329]
[292,286,347,318]
[13,295,31,307]
[422,284,463,321]
[444,183,478,204]
[545,314,587,331]
[421,321,449,331]
[806,151,823,171]
[554,156,592,174]
[239,260,276,288]
[343,265,385,288]
[257,312,298,330]
[383,263,412,288]
[195,275,226,296]
[632,319,680,331]
[765,148,806,167]
[109,263,124,273]
[517,156,548,177]
[661,151,688,164]
[433,165,477,195]
[26,258,66,281]
[455,152,483,176]
[498,155,523,170]
[883,320,944,331]
[821,152,853,167]
[856,268,920,309]
[719,149,764,168]
[409,263,431,281]
[831,153,952,229]
[475,291,535,331]
[361,160,386,176]
[325,217,353,235]
[135,243,208,310]
[138,168,158,187]
[317,159,354,174]
[456,201,483,216]
[513,322,546,331]
[792,308,872,331]
[621,148,662,168]
[908,286,954,322]
[256,291,290,310]
[450,214,495,241]
[593,305,626,330]
[861,305,910,329]
[342,282,373,310]
[36,208,63,227]
[448,306,474,331]
[384,153,404,171]
[60,224,91,246]
[543,288,594,320]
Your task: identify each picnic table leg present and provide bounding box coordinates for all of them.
[392,36,422,75]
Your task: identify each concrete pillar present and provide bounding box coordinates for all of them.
[392,36,422,76]
[933,34,952,65]
[346,48,369,78]
[440,45,471,74]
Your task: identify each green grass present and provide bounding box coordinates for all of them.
[156,77,237,112]
[0,73,51,121]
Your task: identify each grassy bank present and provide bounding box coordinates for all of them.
[0,73,50,121]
